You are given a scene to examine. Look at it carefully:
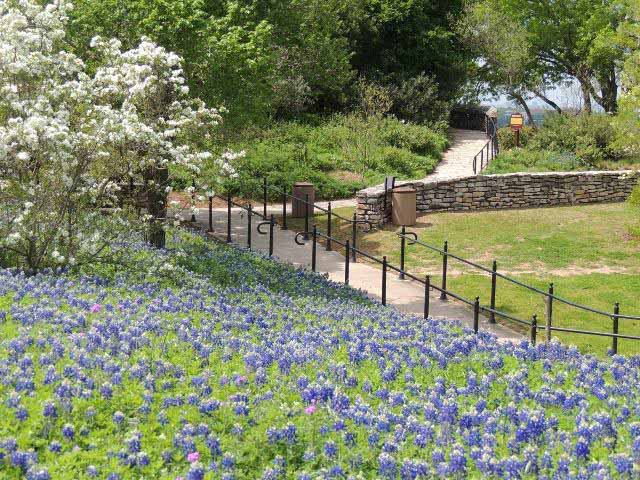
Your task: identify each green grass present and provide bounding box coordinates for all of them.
[280,202,640,356]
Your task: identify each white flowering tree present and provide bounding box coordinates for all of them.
[0,0,232,270]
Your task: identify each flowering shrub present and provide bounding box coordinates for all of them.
[0,231,639,478]
[0,0,230,270]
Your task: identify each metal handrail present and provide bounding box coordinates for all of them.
[397,233,640,322]
[266,184,354,224]
[472,116,499,174]
[202,178,638,353]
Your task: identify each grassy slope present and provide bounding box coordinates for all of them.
[281,203,640,356]
[182,116,450,201]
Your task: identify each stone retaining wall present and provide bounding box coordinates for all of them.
[356,171,639,225]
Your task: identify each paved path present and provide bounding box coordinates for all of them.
[291,128,490,210]
[197,208,521,343]
[430,128,489,180]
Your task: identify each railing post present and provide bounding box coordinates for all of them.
[326,202,332,251]
[399,225,406,280]
[440,241,448,300]
[247,204,252,249]
[545,283,554,343]
[480,149,484,171]
[489,260,497,324]
[208,196,213,233]
[351,213,357,263]
[344,240,350,285]
[382,256,388,306]
[473,297,480,334]
[612,303,620,355]
[473,156,477,174]
[263,177,268,218]
[530,315,538,346]
[424,275,430,319]
[282,189,288,230]
[304,194,310,240]
[226,192,232,243]
[311,225,317,272]
[269,214,275,257]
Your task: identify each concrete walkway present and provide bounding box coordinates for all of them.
[430,128,490,180]
[286,128,490,210]
[197,208,521,343]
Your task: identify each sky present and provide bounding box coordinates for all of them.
[483,80,592,111]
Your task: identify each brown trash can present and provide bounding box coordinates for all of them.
[392,186,416,226]
[292,182,315,218]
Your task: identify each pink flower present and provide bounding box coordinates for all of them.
[187,452,200,463]
[90,303,101,313]
[304,404,317,415]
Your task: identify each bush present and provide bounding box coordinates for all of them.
[493,113,627,173]
[527,114,621,165]
[203,115,449,200]
[484,150,585,174]
[389,73,451,124]
[496,126,535,150]
[378,118,448,156]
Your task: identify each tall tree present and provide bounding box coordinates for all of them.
[475,0,625,114]
[614,0,640,152]
[459,2,559,124]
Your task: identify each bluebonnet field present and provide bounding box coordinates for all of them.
[0,231,639,479]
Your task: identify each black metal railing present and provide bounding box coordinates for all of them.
[200,179,639,355]
[473,116,499,174]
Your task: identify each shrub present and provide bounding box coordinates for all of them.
[389,73,451,124]
[529,114,620,164]
[207,115,449,200]
[496,126,535,150]
[379,118,450,157]
[484,150,584,174]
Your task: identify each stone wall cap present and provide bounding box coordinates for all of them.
[356,170,638,197]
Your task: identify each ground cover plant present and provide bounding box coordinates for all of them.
[1,231,640,479]
[485,114,640,175]
[281,203,640,356]
[172,114,449,202]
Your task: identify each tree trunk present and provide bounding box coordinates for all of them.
[512,93,536,127]
[598,65,618,113]
[147,167,168,249]
[579,80,592,114]
[532,89,562,114]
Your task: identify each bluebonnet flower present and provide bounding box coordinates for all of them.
[221,453,235,470]
[61,423,75,440]
[187,462,205,480]
[324,440,337,458]
[26,467,50,480]
[48,442,62,453]
[378,453,396,479]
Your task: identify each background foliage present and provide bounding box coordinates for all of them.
[67,0,469,129]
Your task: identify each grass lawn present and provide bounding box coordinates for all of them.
[280,202,640,356]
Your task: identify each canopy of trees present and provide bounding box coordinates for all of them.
[66,0,472,128]
[461,0,635,119]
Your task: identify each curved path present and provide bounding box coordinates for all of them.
[193,208,521,343]
[430,128,490,180]
[315,128,490,209]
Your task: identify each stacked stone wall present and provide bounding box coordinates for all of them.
[356,171,639,225]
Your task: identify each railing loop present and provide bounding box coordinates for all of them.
[256,220,271,236]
